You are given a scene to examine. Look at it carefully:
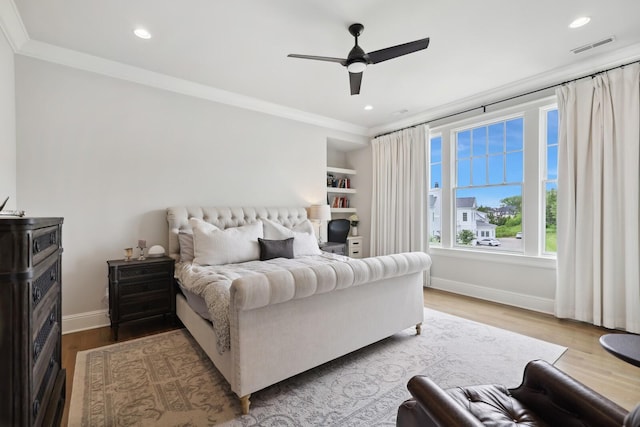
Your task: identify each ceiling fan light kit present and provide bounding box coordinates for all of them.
[288,23,429,95]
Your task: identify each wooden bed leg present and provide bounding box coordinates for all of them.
[240,394,251,415]
[416,323,422,335]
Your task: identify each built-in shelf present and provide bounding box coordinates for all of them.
[327,166,356,175]
[327,188,356,194]
[327,166,357,214]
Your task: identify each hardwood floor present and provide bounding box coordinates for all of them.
[60,289,639,426]
[422,288,640,411]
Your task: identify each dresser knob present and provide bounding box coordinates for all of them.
[33,399,40,417]
[50,233,57,244]
[33,240,40,253]
[50,269,56,281]
[32,288,42,303]
[49,312,56,325]
[50,356,56,368]
[33,342,41,359]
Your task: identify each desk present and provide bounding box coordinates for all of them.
[599,333,640,367]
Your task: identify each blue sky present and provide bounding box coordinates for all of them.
[430,109,558,208]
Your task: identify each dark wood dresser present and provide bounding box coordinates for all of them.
[0,217,65,426]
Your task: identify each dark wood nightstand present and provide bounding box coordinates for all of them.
[107,256,175,340]
[319,241,347,255]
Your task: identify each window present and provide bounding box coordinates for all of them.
[543,108,558,253]
[454,117,523,251]
[428,135,442,245]
[427,97,558,258]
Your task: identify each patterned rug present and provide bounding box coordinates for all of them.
[68,308,566,426]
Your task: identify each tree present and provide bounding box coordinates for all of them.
[457,229,475,245]
[500,195,522,213]
[546,188,557,228]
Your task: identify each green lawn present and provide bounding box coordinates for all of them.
[545,228,557,253]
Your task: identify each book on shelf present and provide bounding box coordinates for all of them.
[331,196,350,208]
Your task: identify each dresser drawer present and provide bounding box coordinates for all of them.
[32,225,61,267]
[32,259,60,309]
[32,353,60,427]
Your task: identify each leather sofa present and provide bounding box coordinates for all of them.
[397,359,638,427]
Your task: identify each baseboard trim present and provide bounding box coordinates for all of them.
[429,277,554,315]
[62,309,110,335]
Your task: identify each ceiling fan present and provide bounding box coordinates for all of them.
[288,23,430,95]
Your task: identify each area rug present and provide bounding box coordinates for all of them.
[68,308,566,426]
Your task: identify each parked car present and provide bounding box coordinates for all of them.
[515,232,522,239]
[476,238,501,246]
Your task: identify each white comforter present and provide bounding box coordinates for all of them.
[175,253,350,353]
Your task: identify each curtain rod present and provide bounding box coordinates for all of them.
[373,58,640,139]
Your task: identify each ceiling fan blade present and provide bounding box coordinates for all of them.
[349,72,362,95]
[288,54,347,65]
[367,37,430,64]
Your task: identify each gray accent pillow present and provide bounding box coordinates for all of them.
[258,237,294,261]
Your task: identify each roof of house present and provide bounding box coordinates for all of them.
[476,220,497,229]
[456,197,477,208]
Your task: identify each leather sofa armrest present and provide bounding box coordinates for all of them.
[624,403,640,427]
[510,360,627,427]
[398,376,484,427]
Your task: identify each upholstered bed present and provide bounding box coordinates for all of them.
[166,207,432,414]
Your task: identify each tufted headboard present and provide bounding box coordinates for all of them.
[166,207,309,260]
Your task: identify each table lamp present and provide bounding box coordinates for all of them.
[308,204,332,243]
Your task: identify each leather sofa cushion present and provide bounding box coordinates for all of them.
[447,385,548,426]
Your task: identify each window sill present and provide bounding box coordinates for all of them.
[428,246,556,269]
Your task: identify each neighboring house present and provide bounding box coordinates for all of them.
[428,187,441,241]
[456,197,496,239]
[492,205,517,218]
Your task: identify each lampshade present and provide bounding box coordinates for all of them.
[308,204,332,222]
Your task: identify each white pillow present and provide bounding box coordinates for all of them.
[262,218,321,257]
[178,231,194,262]
[189,218,263,265]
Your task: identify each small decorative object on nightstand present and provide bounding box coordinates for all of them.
[348,236,364,258]
[137,239,147,260]
[349,214,359,236]
[107,256,175,340]
[124,247,133,261]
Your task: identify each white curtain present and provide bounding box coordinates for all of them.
[556,63,640,333]
[370,125,428,256]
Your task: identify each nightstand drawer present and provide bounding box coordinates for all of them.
[119,292,172,321]
[347,236,364,258]
[119,278,172,296]
[115,264,172,282]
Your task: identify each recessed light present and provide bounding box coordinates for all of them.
[134,28,152,39]
[569,17,591,29]
[364,105,373,111]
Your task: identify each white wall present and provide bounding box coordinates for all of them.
[0,30,16,209]
[15,56,365,332]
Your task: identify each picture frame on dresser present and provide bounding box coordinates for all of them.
[0,217,66,427]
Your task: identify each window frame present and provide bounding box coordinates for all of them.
[452,113,525,252]
[540,104,559,255]
[427,95,558,260]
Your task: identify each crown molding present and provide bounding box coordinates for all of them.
[0,0,28,51]
[17,40,368,136]
[0,0,367,136]
[369,42,640,137]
